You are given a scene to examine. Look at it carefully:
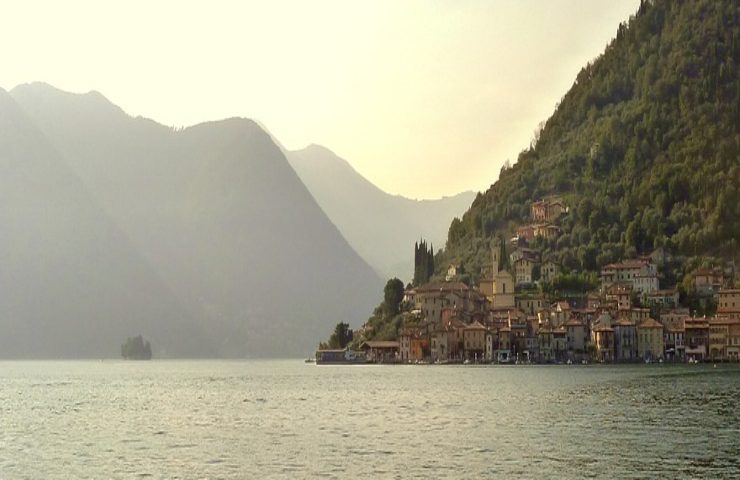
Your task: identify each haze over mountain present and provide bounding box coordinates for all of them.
[0,88,210,358]
[287,145,475,281]
[5,83,382,358]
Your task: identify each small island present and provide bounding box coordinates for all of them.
[121,335,153,360]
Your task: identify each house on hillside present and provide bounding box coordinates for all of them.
[514,257,538,285]
[531,198,567,223]
[540,260,560,283]
[532,223,561,240]
[645,289,679,308]
[718,289,740,320]
[600,258,657,293]
[692,269,724,295]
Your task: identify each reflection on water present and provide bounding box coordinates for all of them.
[1,361,738,478]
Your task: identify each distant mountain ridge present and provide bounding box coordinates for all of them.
[4,82,382,358]
[0,87,209,358]
[287,144,475,281]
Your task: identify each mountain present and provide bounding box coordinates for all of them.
[8,83,382,357]
[438,0,739,281]
[0,88,211,358]
[287,144,475,281]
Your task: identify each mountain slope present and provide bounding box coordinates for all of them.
[0,88,210,358]
[439,0,739,278]
[287,145,475,281]
[10,83,382,357]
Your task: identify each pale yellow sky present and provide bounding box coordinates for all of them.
[2,0,639,199]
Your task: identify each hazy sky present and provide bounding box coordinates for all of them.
[3,0,638,199]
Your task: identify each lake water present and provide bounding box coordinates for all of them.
[1,361,738,479]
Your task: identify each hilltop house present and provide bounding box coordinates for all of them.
[692,269,724,295]
[531,198,566,223]
[600,258,658,294]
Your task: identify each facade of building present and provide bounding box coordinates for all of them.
[685,317,709,361]
[692,269,724,295]
[592,325,615,362]
[600,259,657,292]
[463,321,487,360]
[540,261,559,283]
[531,198,566,222]
[514,257,537,285]
[718,289,740,320]
[646,289,680,308]
[613,318,638,361]
[516,295,545,316]
[664,324,685,361]
[637,318,664,361]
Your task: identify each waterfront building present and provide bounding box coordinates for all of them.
[592,316,615,362]
[463,321,487,361]
[637,318,664,361]
[485,330,496,362]
[538,326,554,363]
[565,318,587,361]
[361,340,400,363]
[431,326,451,362]
[494,325,512,362]
[552,326,567,362]
[664,322,685,361]
[613,318,638,361]
[728,322,740,361]
[708,317,740,361]
[400,326,428,363]
[685,317,709,361]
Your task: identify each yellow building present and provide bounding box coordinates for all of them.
[637,318,664,361]
[708,317,740,360]
[480,244,514,308]
[463,321,487,360]
[718,289,740,320]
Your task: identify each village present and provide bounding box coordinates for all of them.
[317,197,740,365]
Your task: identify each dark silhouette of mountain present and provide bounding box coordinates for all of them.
[438,0,739,279]
[287,145,475,281]
[8,83,382,357]
[0,88,211,358]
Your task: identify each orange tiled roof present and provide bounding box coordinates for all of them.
[638,318,663,329]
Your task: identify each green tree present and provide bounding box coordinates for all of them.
[328,322,353,349]
[383,278,405,317]
[121,335,152,360]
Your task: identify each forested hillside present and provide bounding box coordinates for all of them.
[439,0,739,279]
